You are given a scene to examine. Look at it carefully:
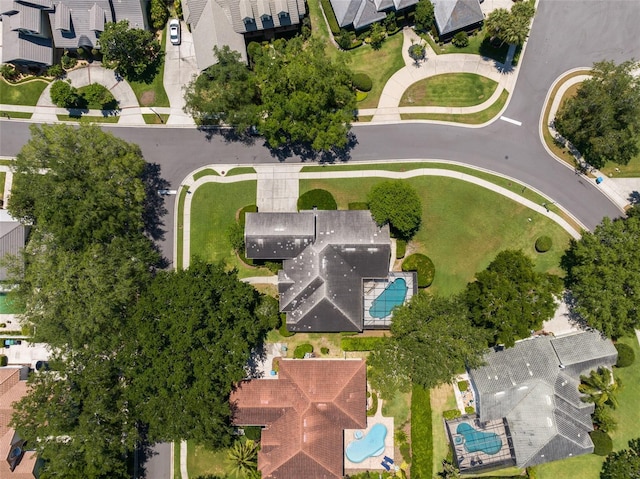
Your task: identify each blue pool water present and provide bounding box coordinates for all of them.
[456,423,502,455]
[346,423,387,463]
[369,278,408,318]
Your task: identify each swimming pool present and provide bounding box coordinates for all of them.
[369,278,407,318]
[346,423,387,463]
[456,423,503,455]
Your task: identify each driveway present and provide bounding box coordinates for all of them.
[163,20,198,125]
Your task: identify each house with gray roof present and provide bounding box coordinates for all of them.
[433,0,484,40]
[183,0,306,70]
[1,0,148,66]
[245,210,416,332]
[331,0,418,31]
[447,331,618,474]
[0,210,29,281]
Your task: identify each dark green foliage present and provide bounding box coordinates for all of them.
[452,31,469,47]
[535,235,552,253]
[47,64,64,79]
[0,64,19,81]
[297,189,337,210]
[175,0,183,18]
[293,343,313,358]
[465,250,562,347]
[340,336,387,351]
[238,204,258,227]
[368,293,487,399]
[337,29,354,50]
[384,12,397,33]
[562,216,640,338]
[0,354,7,366]
[579,367,620,409]
[49,80,80,108]
[369,23,387,50]
[600,438,640,479]
[411,384,433,479]
[61,51,77,69]
[402,253,435,288]
[408,43,426,64]
[100,21,163,82]
[79,83,118,110]
[457,381,468,392]
[367,180,422,240]
[320,347,329,354]
[321,0,340,34]
[555,60,640,169]
[591,430,613,456]
[348,202,369,210]
[150,0,168,30]
[352,72,373,92]
[243,426,262,441]
[367,392,378,416]
[593,405,617,433]
[437,459,461,479]
[465,406,475,414]
[279,321,295,337]
[227,221,245,253]
[485,0,535,47]
[396,239,406,259]
[443,409,461,420]
[615,343,635,368]
[414,0,435,32]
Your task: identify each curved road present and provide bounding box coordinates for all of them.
[1,1,638,258]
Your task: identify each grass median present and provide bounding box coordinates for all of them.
[400,73,499,108]
[401,90,508,124]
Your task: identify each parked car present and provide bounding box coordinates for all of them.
[169,19,181,46]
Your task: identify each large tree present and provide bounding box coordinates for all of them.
[465,250,562,347]
[414,0,435,32]
[368,293,487,399]
[600,438,640,479]
[484,0,535,47]
[562,216,640,338]
[99,20,162,81]
[555,60,640,169]
[367,180,422,240]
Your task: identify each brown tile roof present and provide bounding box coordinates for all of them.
[230,359,367,479]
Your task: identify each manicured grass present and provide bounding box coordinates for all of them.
[225,167,256,176]
[307,0,331,44]
[193,168,220,181]
[265,329,344,357]
[186,441,230,478]
[600,137,640,178]
[0,78,49,106]
[610,336,640,450]
[128,28,170,107]
[299,176,571,295]
[356,115,373,122]
[531,453,604,479]
[400,73,498,107]
[382,388,412,427]
[422,29,512,64]
[0,110,32,119]
[411,384,433,478]
[431,384,457,475]
[176,186,188,270]
[401,90,508,124]
[142,113,169,124]
[56,114,120,123]
[0,172,6,201]
[173,442,181,479]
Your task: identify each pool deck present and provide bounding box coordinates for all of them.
[344,398,395,472]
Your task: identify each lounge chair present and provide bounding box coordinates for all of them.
[384,456,394,464]
[381,461,391,471]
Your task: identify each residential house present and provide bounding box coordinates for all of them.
[245,210,415,332]
[1,0,148,66]
[0,210,30,282]
[182,0,307,70]
[0,366,41,478]
[433,0,484,41]
[331,0,418,31]
[230,359,367,479]
[447,331,618,474]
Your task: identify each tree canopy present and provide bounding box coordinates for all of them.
[555,60,640,169]
[367,180,422,240]
[600,438,640,479]
[562,216,640,338]
[414,0,435,32]
[484,0,535,47]
[368,293,487,399]
[99,21,162,81]
[465,250,562,347]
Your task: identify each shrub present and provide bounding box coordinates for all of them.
[352,72,373,92]
[452,31,470,48]
[535,235,552,253]
[615,342,635,368]
[337,29,354,50]
[396,239,406,259]
[411,385,432,478]
[61,52,77,69]
[0,64,19,82]
[243,426,262,441]
[348,202,369,210]
[384,12,397,33]
[341,336,387,351]
[321,0,340,34]
[279,320,295,337]
[297,189,337,211]
[293,343,313,359]
[150,0,169,30]
[238,204,258,227]
[408,43,426,63]
[0,355,7,366]
[47,64,64,79]
[80,83,117,109]
[227,221,245,253]
[590,430,613,456]
[367,392,378,416]
[402,254,435,288]
[320,347,329,355]
[443,409,461,420]
[50,80,80,108]
[457,380,468,392]
[367,180,422,240]
[369,23,387,50]
[465,406,475,414]
[355,90,368,102]
[593,405,617,433]
[76,48,87,59]
[175,0,183,18]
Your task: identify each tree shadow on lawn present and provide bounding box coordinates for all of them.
[141,163,171,269]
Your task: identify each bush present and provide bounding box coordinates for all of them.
[76,48,87,59]
[352,72,373,92]
[297,189,337,211]
[457,380,468,392]
[402,254,435,288]
[79,83,117,109]
[535,235,552,253]
[238,204,258,227]
[278,321,295,337]
[293,343,313,359]
[367,391,378,416]
[61,52,77,70]
[452,31,470,48]
[396,239,406,259]
[593,405,617,433]
[321,0,340,34]
[368,180,422,240]
[348,202,369,210]
[0,355,7,366]
[0,64,20,81]
[443,409,461,420]
[465,406,475,414]
[227,221,245,253]
[590,430,613,456]
[408,43,426,63]
[175,0,183,18]
[615,342,635,368]
[337,29,354,50]
[411,385,432,478]
[320,347,329,355]
[243,426,262,441]
[47,64,64,79]
[355,90,368,102]
[150,0,169,30]
[50,80,80,108]
[341,336,387,351]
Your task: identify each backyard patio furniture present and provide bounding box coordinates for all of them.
[384,456,394,464]
[381,461,391,471]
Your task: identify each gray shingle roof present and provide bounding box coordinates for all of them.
[2,28,53,64]
[0,211,29,281]
[332,0,417,29]
[245,212,315,260]
[433,0,484,36]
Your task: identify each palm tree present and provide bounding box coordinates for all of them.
[226,439,260,479]
[579,367,621,409]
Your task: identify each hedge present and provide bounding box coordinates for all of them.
[341,336,387,351]
[411,384,432,479]
[457,380,468,392]
[465,406,475,414]
[367,392,378,417]
[293,343,313,359]
[244,426,262,441]
[402,254,435,288]
[396,239,406,259]
[320,347,329,355]
[348,202,369,210]
[615,342,635,368]
[297,189,337,211]
[238,204,258,227]
[320,0,340,34]
[352,72,373,92]
[535,235,552,253]
[443,409,461,420]
[0,355,7,366]
[590,430,613,456]
[279,320,295,337]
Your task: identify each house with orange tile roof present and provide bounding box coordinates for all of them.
[230,359,367,479]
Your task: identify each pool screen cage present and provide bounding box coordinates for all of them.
[446,416,516,474]
[362,272,417,329]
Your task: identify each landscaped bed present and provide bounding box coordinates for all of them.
[400,73,499,108]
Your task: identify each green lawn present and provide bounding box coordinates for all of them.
[307,0,331,44]
[0,78,49,106]
[0,172,6,203]
[0,110,32,119]
[400,73,498,107]
[56,114,119,123]
[193,168,220,181]
[187,441,231,478]
[128,28,170,107]
[401,90,508,124]
[173,442,181,479]
[300,176,570,296]
[431,384,457,475]
[600,137,640,178]
[422,29,513,65]
[381,389,412,426]
[531,452,604,479]
[225,167,257,176]
[142,113,169,124]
